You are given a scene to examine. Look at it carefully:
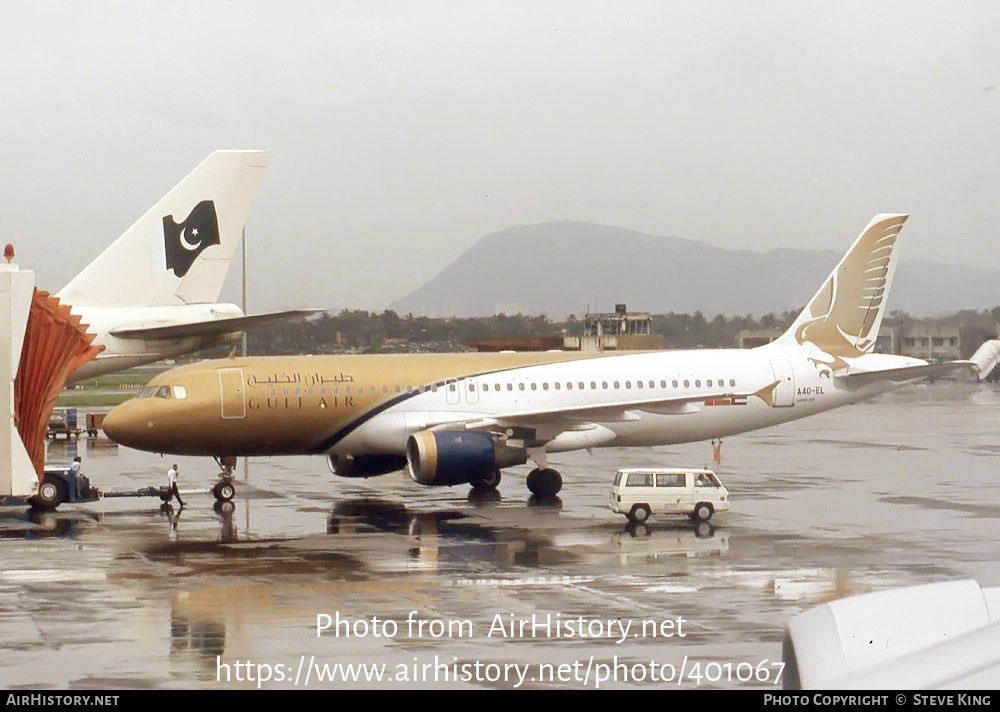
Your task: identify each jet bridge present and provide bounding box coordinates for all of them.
[1,246,37,499]
[1,244,102,503]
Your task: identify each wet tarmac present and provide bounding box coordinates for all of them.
[1,382,998,689]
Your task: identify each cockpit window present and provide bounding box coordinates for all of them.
[172,385,187,400]
[154,385,172,399]
[138,386,158,398]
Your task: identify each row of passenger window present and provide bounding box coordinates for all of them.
[269,377,738,398]
[463,377,738,392]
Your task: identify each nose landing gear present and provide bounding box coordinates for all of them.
[212,456,237,503]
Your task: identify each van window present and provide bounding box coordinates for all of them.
[613,471,623,486]
[696,473,719,487]
[626,473,653,487]
[656,473,685,487]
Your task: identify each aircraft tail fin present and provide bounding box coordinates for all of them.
[773,214,908,362]
[57,150,270,308]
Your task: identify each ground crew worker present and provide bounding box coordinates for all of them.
[167,463,186,507]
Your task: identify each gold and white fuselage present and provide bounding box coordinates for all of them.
[102,346,926,458]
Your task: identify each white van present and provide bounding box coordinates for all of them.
[609,468,729,523]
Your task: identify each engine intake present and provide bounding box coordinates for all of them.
[406,430,526,486]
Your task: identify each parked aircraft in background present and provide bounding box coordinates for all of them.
[101,213,1000,507]
[55,150,317,382]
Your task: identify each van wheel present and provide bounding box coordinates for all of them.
[628,504,651,523]
[693,503,714,522]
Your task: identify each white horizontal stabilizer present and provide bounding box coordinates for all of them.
[110,308,322,340]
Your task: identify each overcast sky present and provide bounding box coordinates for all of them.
[2,1,998,312]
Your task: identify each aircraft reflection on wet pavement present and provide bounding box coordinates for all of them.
[325,499,728,571]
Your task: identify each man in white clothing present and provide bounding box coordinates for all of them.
[167,463,186,507]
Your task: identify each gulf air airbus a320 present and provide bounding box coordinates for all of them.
[100,214,1000,507]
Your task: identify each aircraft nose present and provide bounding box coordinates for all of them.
[102,402,145,447]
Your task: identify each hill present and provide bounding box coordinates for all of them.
[390,222,999,318]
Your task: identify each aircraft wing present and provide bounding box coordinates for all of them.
[110,309,322,340]
[418,385,770,435]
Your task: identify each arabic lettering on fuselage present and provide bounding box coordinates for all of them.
[246,372,355,387]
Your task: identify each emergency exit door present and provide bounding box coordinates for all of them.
[769,359,795,407]
[219,368,246,419]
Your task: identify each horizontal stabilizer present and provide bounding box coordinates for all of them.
[110,309,322,340]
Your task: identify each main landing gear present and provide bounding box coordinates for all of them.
[212,456,237,504]
[526,468,562,498]
[470,469,502,494]
[524,447,562,498]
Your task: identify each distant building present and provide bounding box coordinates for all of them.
[876,324,992,361]
[578,304,664,351]
[466,303,664,352]
[737,328,782,349]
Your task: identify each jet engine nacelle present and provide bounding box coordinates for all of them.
[406,430,527,486]
[327,453,407,478]
[783,579,1000,689]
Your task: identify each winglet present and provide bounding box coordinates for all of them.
[970,339,1000,381]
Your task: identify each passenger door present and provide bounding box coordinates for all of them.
[769,359,795,407]
[218,368,246,419]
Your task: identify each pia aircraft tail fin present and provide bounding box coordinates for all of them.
[773,213,908,363]
[57,150,270,308]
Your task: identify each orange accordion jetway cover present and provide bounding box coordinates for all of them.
[13,290,103,479]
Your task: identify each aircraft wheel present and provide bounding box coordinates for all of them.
[526,468,542,495]
[693,502,714,522]
[533,468,562,498]
[470,469,501,493]
[628,504,651,524]
[214,481,236,502]
[29,475,67,511]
